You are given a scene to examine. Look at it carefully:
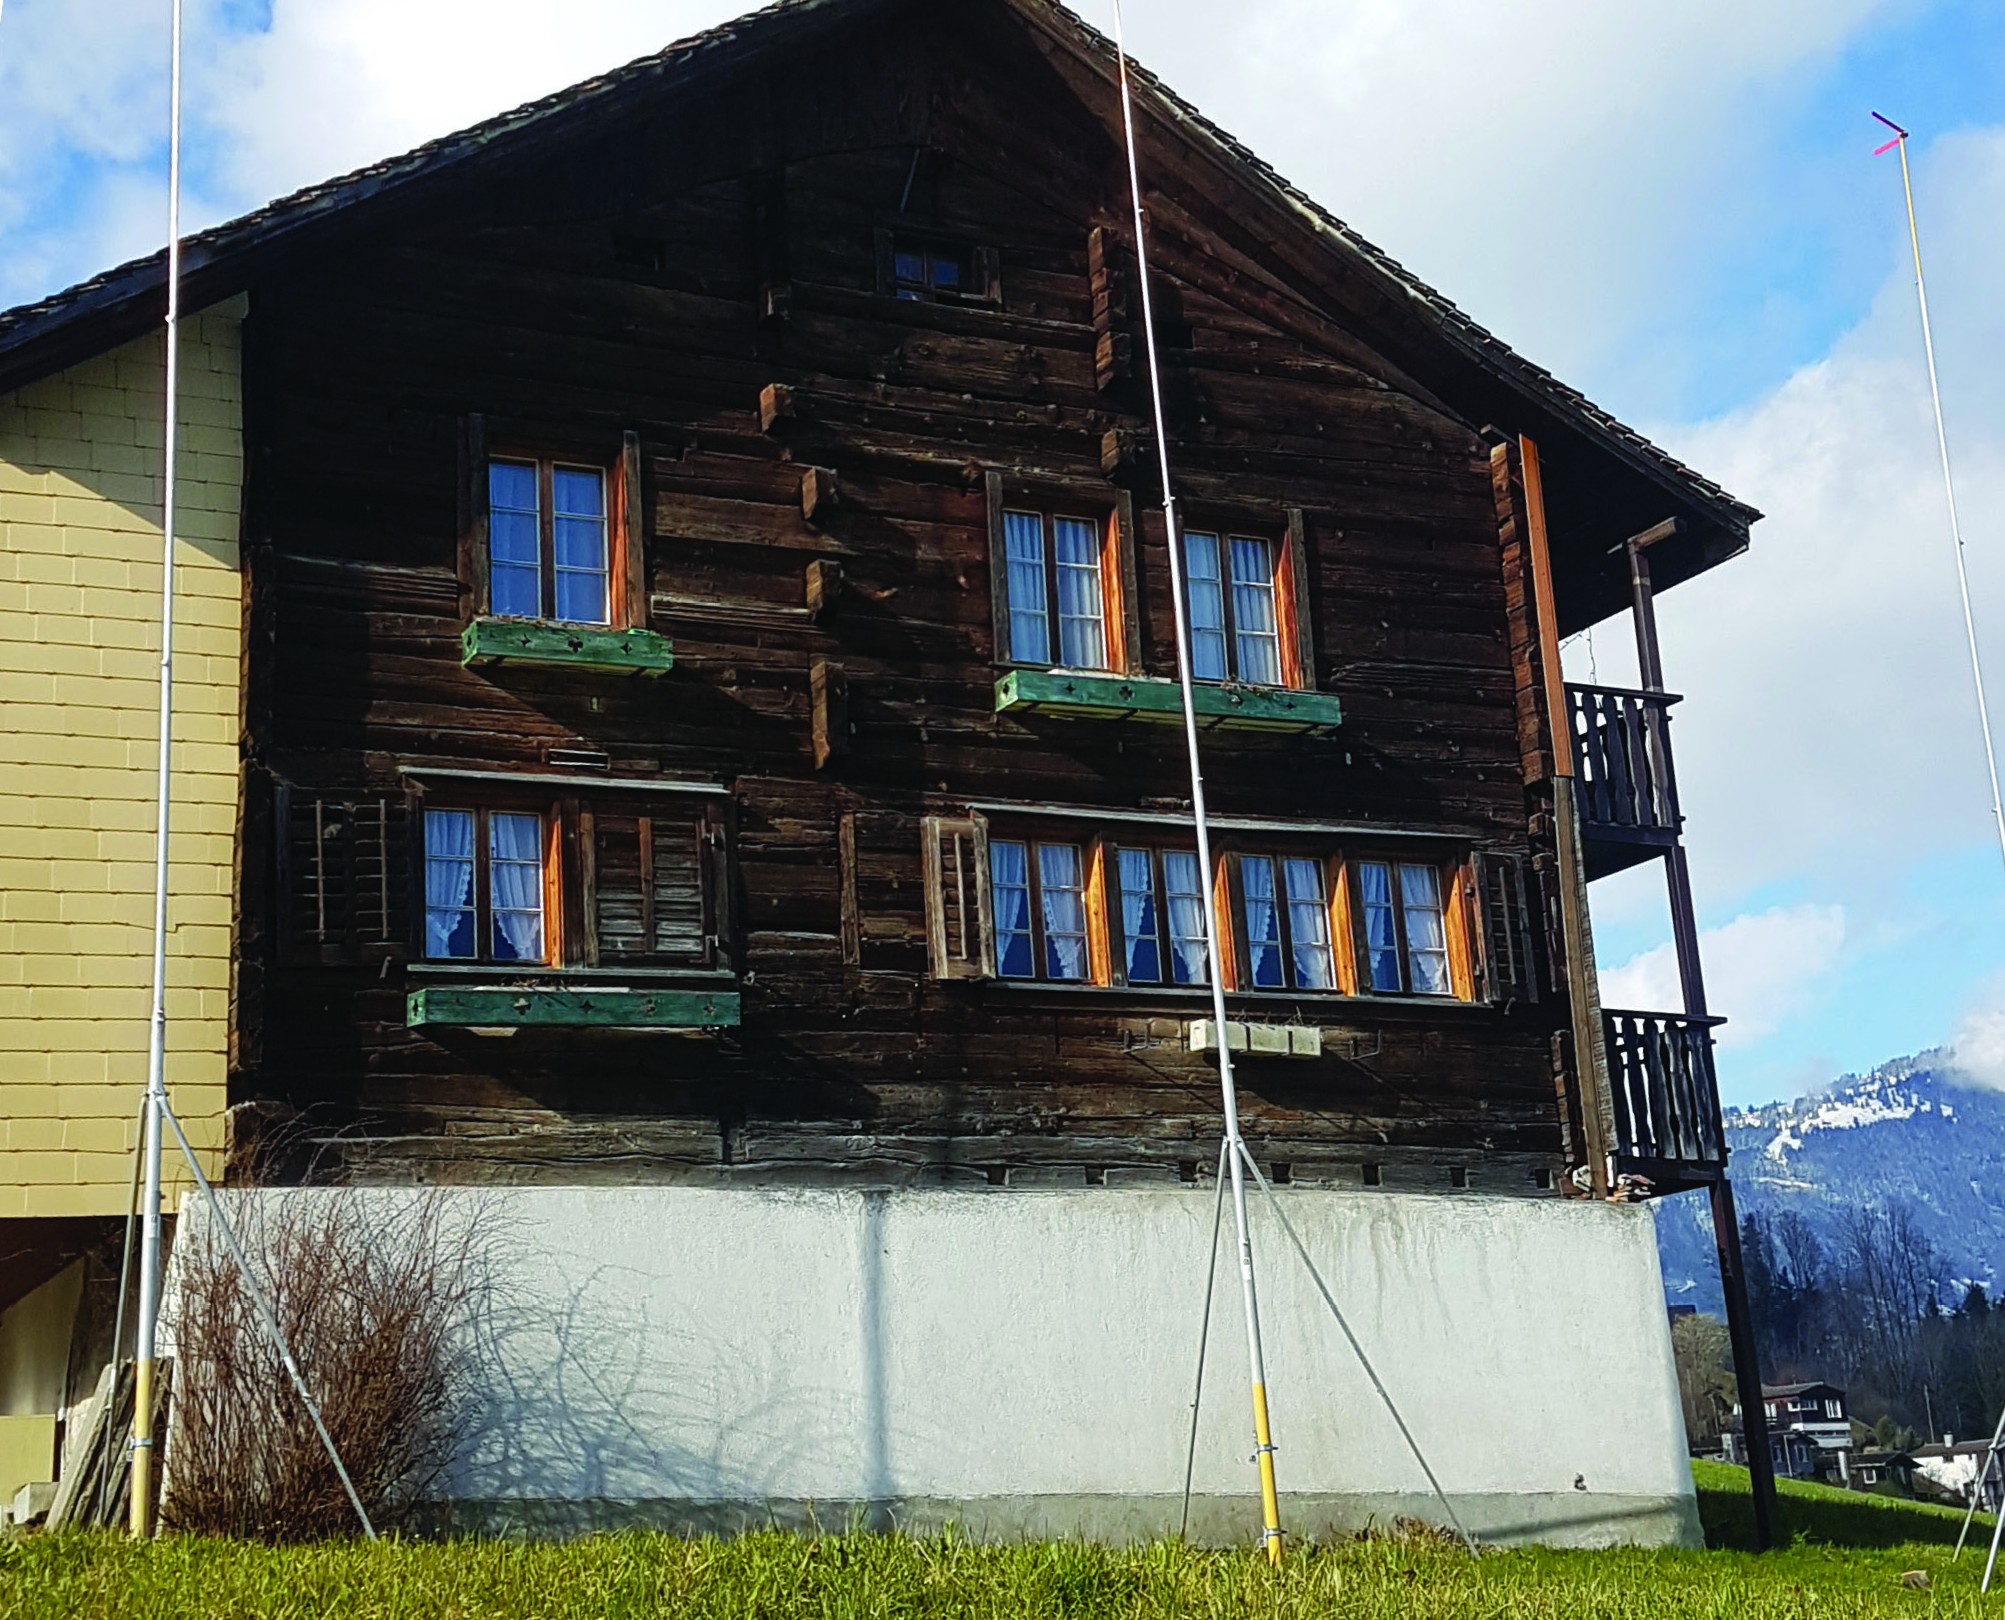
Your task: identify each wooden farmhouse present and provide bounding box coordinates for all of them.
[0,0,1768,1544]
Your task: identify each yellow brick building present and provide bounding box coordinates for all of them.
[0,302,242,1507]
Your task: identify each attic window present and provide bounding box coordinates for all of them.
[876,228,1000,308]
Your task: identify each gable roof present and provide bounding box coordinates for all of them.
[0,0,1754,618]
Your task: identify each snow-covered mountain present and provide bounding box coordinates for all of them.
[1653,1053,2005,1314]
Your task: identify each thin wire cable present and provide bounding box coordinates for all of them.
[90,1100,149,1524]
[157,1093,379,1539]
[130,0,185,1535]
[1111,0,1283,1559]
[1180,1139,1231,1539]
[1885,121,2005,882]
[1236,1143,1478,1555]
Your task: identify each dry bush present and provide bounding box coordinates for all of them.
[163,1190,482,1541]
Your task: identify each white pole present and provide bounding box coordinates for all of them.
[1884,120,2005,881]
[130,0,184,1539]
[1111,0,1283,1561]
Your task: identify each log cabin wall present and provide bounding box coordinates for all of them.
[233,2,1572,1192]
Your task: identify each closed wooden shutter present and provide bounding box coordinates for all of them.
[841,810,929,973]
[922,815,989,980]
[278,786,411,964]
[1472,851,1540,1006]
[592,804,723,969]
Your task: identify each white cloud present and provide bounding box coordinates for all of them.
[1126,0,1898,386]
[1645,127,2005,908]
[1600,904,1846,1050]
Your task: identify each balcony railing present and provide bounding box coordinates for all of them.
[1565,683,1681,877]
[1603,1008,1728,1186]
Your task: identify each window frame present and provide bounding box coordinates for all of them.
[421,802,561,968]
[986,473,1140,675]
[874,226,1002,308]
[945,816,1482,1005]
[459,416,646,632]
[1347,857,1474,1000]
[1177,508,1316,690]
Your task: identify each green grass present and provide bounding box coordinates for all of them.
[1694,1458,1991,1551]
[2,1468,1997,1620]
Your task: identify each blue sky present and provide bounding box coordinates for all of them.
[4,0,2005,1107]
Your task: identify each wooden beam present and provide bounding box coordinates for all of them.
[800,465,841,525]
[759,383,797,436]
[811,657,849,770]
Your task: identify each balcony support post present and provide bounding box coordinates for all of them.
[1521,437,1614,1193]
[1711,1175,1778,1551]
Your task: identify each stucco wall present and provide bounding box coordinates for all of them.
[184,1185,1698,1547]
[0,308,242,1216]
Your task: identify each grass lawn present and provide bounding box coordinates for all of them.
[3,1466,1996,1619]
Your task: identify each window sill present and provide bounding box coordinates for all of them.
[406,984,738,1031]
[461,618,674,677]
[994,670,1342,735]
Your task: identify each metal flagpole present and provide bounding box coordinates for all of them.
[130,0,185,1538]
[1873,111,2005,883]
[1110,0,1284,1562]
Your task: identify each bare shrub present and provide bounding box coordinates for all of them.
[163,1190,482,1541]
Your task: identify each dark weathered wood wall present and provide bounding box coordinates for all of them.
[234,3,1572,1194]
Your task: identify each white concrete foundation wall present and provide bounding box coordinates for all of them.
[177,1186,1697,1548]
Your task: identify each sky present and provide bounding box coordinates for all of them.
[3,0,2004,1107]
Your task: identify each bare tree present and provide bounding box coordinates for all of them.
[164,1190,483,1540]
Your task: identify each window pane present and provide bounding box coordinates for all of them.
[1052,516,1107,669]
[1359,860,1401,992]
[489,461,542,618]
[489,812,546,964]
[1184,531,1228,682]
[1003,511,1050,664]
[489,461,538,517]
[1038,843,1088,982]
[1400,863,1450,996]
[490,563,541,618]
[1240,856,1284,988]
[1284,858,1334,990]
[1116,848,1161,984]
[894,250,926,285]
[931,255,962,291]
[552,467,604,521]
[552,469,609,625]
[424,809,476,960]
[1163,851,1209,985]
[991,840,1035,979]
[488,510,539,565]
[1230,537,1281,686]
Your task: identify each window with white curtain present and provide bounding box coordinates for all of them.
[1358,859,1451,996]
[423,806,547,965]
[487,458,611,625]
[1183,530,1282,685]
[1001,509,1109,669]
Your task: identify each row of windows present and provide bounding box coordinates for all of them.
[471,449,1312,697]
[290,789,1519,1010]
[982,833,1469,1000]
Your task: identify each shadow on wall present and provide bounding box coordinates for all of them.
[447,1190,909,1520]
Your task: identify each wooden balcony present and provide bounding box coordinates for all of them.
[1565,683,1682,878]
[1603,1009,1727,1190]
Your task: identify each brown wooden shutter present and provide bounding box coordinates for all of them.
[842,810,929,973]
[279,787,410,965]
[1472,851,1540,1006]
[592,805,719,969]
[922,815,989,980]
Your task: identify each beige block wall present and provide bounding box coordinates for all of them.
[0,307,243,1217]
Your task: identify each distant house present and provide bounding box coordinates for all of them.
[1912,1440,2004,1510]
[1725,1382,1852,1483]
